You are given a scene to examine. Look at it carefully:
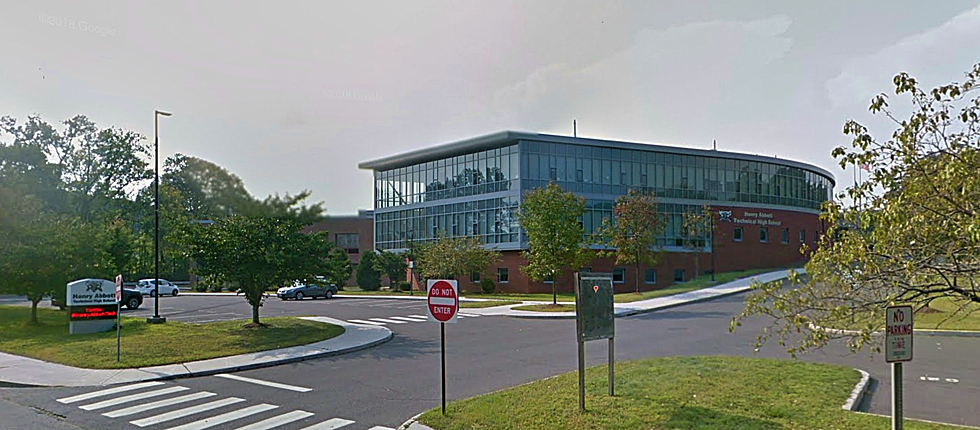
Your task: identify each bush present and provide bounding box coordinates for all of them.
[395,281,412,292]
[480,278,496,294]
[192,283,208,292]
[357,252,382,291]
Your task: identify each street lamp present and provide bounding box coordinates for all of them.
[147,109,171,324]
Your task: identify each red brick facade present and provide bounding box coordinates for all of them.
[305,212,374,287]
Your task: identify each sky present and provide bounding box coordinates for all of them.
[2,0,979,214]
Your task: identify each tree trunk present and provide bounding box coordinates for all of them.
[251,302,260,325]
[635,263,640,294]
[552,275,557,305]
[29,298,40,325]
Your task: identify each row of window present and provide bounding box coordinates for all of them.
[472,267,681,285]
[375,197,521,250]
[731,226,818,244]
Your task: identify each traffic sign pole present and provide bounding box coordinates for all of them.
[608,337,614,396]
[892,362,903,430]
[115,275,122,363]
[441,322,446,415]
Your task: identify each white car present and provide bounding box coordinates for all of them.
[136,279,180,297]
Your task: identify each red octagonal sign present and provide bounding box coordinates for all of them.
[427,279,458,323]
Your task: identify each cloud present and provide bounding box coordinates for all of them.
[826,4,980,110]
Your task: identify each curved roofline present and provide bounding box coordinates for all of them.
[359,130,836,185]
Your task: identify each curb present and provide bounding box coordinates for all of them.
[811,323,980,338]
[842,368,870,411]
[507,285,757,320]
[0,318,393,388]
[397,412,428,430]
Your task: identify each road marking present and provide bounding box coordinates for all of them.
[130,397,245,427]
[347,319,387,325]
[233,410,314,430]
[409,315,429,319]
[459,312,480,317]
[367,318,407,324]
[57,381,165,404]
[297,418,356,430]
[162,403,278,430]
[216,374,313,392]
[389,316,426,322]
[366,427,396,430]
[80,386,190,410]
[103,392,216,417]
[946,378,959,383]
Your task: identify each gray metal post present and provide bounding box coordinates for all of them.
[892,362,903,430]
[116,302,121,362]
[608,338,614,396]
[578,338,585,412]
[441,322,446,415]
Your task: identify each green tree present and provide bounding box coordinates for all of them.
[518,183,590,304]
[182,216,336,326]
[321,244,353,288]
[681,204,712,280]
[356,252,382,291]
[377,250,408,287]
[732,62,980,356]
[597,189,666,293]
[415,235,500,283]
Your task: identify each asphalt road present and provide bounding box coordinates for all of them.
[1,292,977,429]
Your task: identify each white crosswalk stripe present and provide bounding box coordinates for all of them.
[162,403,278,430]
[389,316,427,322]
[57,381,165,404]
[103,392,217,418]
[130,397,245,427]
[80,386,190,410]
[347,319,386,326]
[367,317,407,324]
[366,427,396,430]
[459,312,480,317]
[215,374,312,392]
[297,417,355,430]
[232,410,314,430]
[408,315,428,319]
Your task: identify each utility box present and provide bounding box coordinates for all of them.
[67,279,119,334]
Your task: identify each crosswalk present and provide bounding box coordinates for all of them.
[56,382,394,430]
[346,312,482,326]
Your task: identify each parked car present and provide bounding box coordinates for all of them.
[51,288,143,310]
[277,282,338,300]
[136,279,180,297]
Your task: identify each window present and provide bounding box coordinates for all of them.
[497,267,509,283]
[674,269,685,282]
[781,228,789,244]
[471,271,481,283]
[576,169,584,182]
[336,233,359,254]
[799,230,806,243]
[644,269,657,284]
[613,268,626,283]
[549,167,557,180]
[760,227,769,243]
[579,267,592,273]
[733,227,743,242]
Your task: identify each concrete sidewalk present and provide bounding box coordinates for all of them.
[0,317,392,388]
[461,268,804,319]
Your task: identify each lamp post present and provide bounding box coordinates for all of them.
[147,109,171,324]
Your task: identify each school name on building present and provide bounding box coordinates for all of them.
[732,211,782,227]
[71,292,116,303]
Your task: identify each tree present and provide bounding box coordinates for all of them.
[321,244,353,288]
[356,252,382,291]
[681,204,713,280]
[732,62,980,357]
[182,216,336,326]
[377,250,408,287]
[597,189,666,293]
[415,235,500,284]
[518,183,590,304]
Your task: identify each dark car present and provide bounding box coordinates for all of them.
[51,288,143,310]
[276,282,338,300]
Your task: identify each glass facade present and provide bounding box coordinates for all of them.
[371,138,834,252]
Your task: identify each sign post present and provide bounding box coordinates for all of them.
[115,275,123,363]
[574,272,615,412]
[886,305,913,430]
[427,279,458,415]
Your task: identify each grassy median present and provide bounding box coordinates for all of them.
[0,305,344,369]
[459,300,520,309]
[419,356,956,430]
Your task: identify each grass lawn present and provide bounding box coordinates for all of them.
[0,305,345,369]
[459,300,521,309]
[419,356,956,430]
[513,304,577,312]
[912,297,980,331]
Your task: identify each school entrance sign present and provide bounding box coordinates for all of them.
[66,279,118,335]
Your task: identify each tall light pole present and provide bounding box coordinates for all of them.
[148,110,171,324]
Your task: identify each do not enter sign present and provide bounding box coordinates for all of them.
[427,279,458,323]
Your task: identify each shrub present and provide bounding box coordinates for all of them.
[480,278,496,294]
[396,281,412,292]
[357,252,382,291]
